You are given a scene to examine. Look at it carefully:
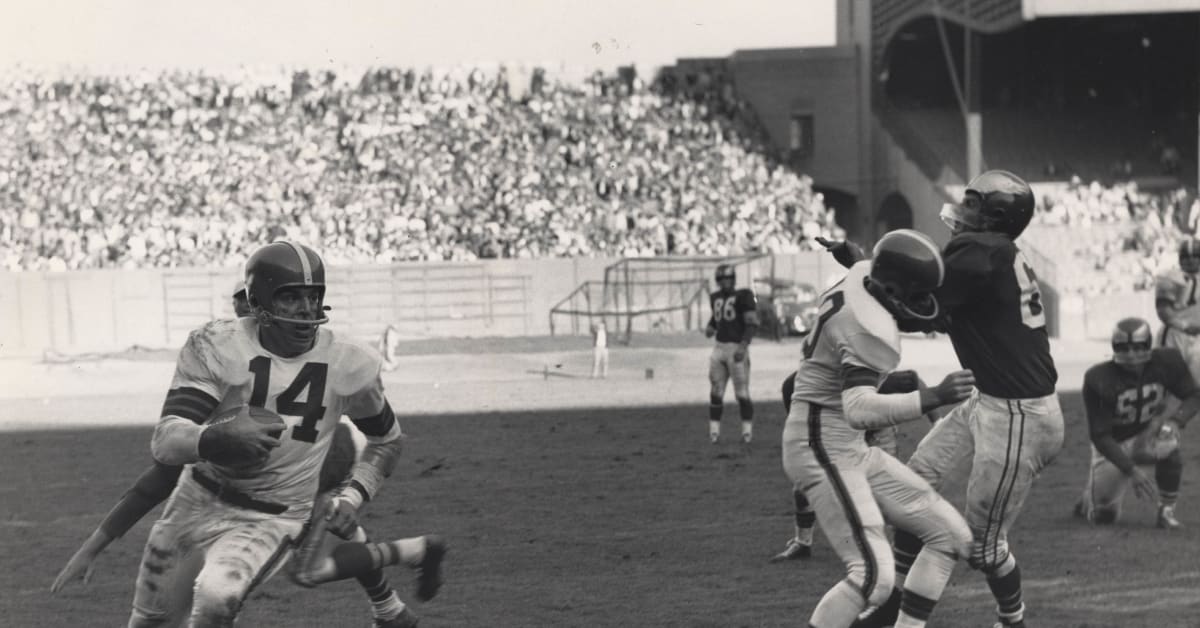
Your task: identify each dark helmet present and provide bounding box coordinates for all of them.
[867,229,945,325]
[940,170,1035,238]
[244,241,330,326]
[1180,238,1200,274]
[1111,317,1152,367]
[715,263,736,285]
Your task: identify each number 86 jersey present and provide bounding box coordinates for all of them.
[167,318,400,508]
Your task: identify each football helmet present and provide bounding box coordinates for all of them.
[245,241,330,326]
[1111,317,1152,367]
[867,229,945,326]
[1179,238,1200,274]
[940,170,1035,238]
[715,263,736,288]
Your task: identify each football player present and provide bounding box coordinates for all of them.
[705,263,759,443]
[1155,238,1200,383]
[828,170,1063,628]
[771,371,904,563]
[125,242,445,627]
[52,278,426,628]
[1075,317,1199,528]
[784,229,976,628]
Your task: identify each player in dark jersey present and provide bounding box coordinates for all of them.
[705,263,759,443]
[827,170,1062,628]
[1075,317,1199,528]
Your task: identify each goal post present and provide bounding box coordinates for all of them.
[549,254,776,344]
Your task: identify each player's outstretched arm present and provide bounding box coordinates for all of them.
[50,463,182,593]
[842,368,975,429]
[815,236,867,269]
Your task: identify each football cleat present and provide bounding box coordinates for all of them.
[290,493,335,588]
[374,606,420,628]
[769,537,812,562]
[415,535,446,602]
[710,433,720,445]
[1157,505,1182,530]
[741,432,753,445]
[992,620,1026,628]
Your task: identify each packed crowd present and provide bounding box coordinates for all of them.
[1026,177,1200,294]
[0,65,841,272]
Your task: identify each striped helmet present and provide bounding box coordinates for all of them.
[868,229,945,324]
[1111,317,1152,366]
[1180,238,1200,274]
[244,241,330,326]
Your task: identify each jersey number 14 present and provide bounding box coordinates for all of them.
[248,357,329,443]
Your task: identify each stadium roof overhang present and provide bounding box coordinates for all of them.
[872,0,1200,78]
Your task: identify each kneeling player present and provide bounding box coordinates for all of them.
[1076,317,1200,528]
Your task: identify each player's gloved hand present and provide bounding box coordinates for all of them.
[1128,467,1157,501]
[198,415,281,468]
[326,491,362,538]
[815,236,867,269]
[734,346,747,362]
[50,530,109,593]
[1184,323,1200,335]
[932,369,975,406]
[705,325,716,338]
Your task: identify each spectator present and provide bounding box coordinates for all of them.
[0,64,844,271]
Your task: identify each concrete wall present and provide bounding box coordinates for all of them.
[729,46,862,198]
[0,253,839,358]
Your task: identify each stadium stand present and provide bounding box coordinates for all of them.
[0,66,843,272]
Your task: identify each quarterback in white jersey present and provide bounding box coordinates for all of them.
[783,230,975,628]
[129,242,444,628]
[1156,238,1200,383]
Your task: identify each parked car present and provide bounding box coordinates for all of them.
[753,278,820,339]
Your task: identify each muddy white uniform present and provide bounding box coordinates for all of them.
[783,262,970,614]
[1155,267,1200,382]
[129,318,400,627]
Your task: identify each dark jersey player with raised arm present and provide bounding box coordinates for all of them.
[829,170,1063,628]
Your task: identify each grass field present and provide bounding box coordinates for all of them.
[5,388,1200,627]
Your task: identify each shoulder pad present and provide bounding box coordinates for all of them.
[841,267,901,357]
[328,330,384,395]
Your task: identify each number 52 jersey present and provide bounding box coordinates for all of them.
[167,318,400,508]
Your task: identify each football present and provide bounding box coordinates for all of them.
[246,406,287,439]
[209,405,287,440]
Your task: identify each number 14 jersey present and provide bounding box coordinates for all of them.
[169,318,398,507]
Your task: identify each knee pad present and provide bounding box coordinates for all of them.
[852,569,895,607]
[968,538,1010,573]
[191,574,245,624]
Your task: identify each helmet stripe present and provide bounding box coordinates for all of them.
[899,229,945,285]
[281,241,313,284]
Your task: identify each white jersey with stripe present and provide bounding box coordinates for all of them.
[790,261,903,413]
[1156,267,1200,327]
[170,317,396,508]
